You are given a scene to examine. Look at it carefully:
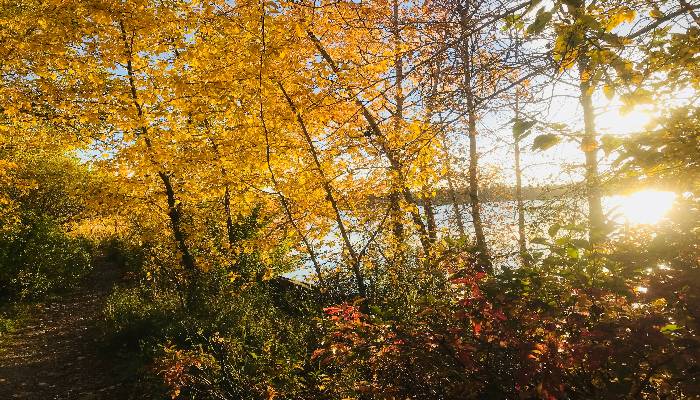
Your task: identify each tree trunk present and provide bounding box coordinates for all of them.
[390,0,406,244]
[389,191,404,239]
[514,99,528,266]
[459,7,491,271]
[441,133,467,238]
[157,171,197,272]
[307,29,432,256]
[120,20,196,274]
[447,171,467,238]
[223,183,235,246]
[278,82,362,296]
[578,57,605,245]
[466,107,491,270]
[207,137,237,247]
[423,192,438,242]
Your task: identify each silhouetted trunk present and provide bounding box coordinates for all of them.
[157,171,197,272]
[207,137,237,247]
[257,11,327,290]
[390,0,406,243]
[441,133,467,238]
[459,6,491,271]
[223,185,235,246]
[389,191,404,239]
[423,192,438,242]
[514,99,528,266]
[120,20,196,275]
[447,172,467,238]
[466,107,490,270]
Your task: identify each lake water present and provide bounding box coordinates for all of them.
[286,193,664,281]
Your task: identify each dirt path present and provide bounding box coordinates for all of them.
[0,259,141,399]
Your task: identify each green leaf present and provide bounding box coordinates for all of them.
[566,247,579,259]
[578,14,600,31]
[513,119,537,139]
[503,14,524,31]
[369,305,383,316]
[570,239,590,249]
[531,237,549,245]
[548,223,561,237]
[564,223,585,232]
[650,8,663,19]
[555,237,570,246]
[562,0,583,8]
[532,134,560,151]
[660,324,680,333]
[527,9,552,35]
[600,134,622,156]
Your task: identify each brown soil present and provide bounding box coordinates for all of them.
[0,259,149,399]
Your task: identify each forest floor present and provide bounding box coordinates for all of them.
[0,259,149,399]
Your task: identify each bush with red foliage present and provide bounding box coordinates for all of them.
[313,228,699,399]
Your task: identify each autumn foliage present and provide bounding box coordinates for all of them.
[1,0,699,398]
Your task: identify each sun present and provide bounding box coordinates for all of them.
[598,108,653,135]
[608,190,677,225]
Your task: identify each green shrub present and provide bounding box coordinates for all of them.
[0,219,92,300]
[99,236,147,276]
[103,285,181,350]
[0,303,39,337]
[102,256,321,399]
[0,315,16,335]
[0,149,96,302]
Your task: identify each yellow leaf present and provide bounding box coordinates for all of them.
[650,9,663,19]
[605,8,636,31]
[603,84,615,100]
[581,137,598,152]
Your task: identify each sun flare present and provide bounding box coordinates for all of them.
[599,108,653,135]
[609,190,676,225]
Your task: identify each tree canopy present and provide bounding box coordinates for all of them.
[1,0,699,398]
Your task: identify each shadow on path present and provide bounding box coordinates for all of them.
[0,258,144,399]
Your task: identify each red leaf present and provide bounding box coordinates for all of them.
[472,321,482,335]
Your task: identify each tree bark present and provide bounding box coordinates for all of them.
[514,138,528,262]
[514,98,528,266]
[446,168,467,238]
[458,5,491,271]
[120,20,196,274]
[278,82,363,297]
[207,137,237,247]
[258,9,325,287]
[389,191,404,239]
[578,57,605,245]
[390,0,407,244]
[423,191,438,242]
